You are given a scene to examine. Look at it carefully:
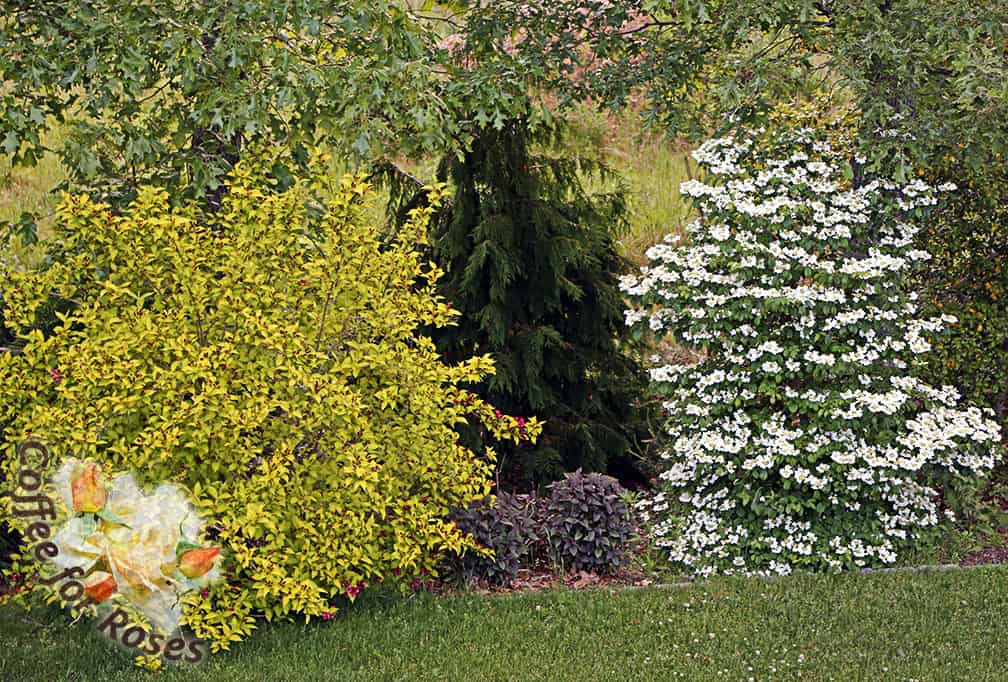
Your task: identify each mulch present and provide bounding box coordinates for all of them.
[958,492,1008,566]
[461,568,656,596]
[960,545,1008,566]
[959,527,1008,567]
[458,535,1008,596]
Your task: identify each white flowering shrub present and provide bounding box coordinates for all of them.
[622,127,1002,577]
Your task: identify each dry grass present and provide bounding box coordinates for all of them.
[562,102,697,264]
[0,127,66,269]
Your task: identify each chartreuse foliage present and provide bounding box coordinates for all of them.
[0,151,540,653]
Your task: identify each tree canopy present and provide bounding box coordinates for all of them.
[486,0,1008,178]
[5,0,1003,213]
[0,1,538,216]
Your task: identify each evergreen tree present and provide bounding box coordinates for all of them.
[427,117,655,489]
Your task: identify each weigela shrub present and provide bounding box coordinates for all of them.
[543,470,633,574]
[622,127,1002,577]
[448,492,540,584]
[0,151,540,651]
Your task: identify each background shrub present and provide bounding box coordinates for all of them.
[543,470,633,574]
[0,150,539,652]
[915,152,1008,541]
[448,493,541,585]
[920,161,1008,435]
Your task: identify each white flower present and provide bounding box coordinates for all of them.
[47,463,219,635]
[623,126,1001,577]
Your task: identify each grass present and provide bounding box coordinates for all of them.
[2,566,1007,681]
[0,141,64,225]
[0,127,66,269]
[563,103,697,263]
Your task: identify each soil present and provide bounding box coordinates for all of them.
[458,568,657,596]
[959,545,1008,566]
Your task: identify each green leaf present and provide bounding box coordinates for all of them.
[176,539,204,556]
[79,513,96,536]
[1,131,19,154]
[96,508,132,528]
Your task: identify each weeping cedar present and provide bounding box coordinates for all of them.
[417,118,655,489]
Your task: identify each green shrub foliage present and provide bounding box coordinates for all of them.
[543,470,633,574]
[0,151,540,651]
[920,160,1008,436]
[426,116,655,488]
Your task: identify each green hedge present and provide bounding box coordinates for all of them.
[920,160,1008,437]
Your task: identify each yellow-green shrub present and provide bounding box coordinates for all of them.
[0,151,539,651]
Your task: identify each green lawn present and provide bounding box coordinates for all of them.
[2,567,1006,681]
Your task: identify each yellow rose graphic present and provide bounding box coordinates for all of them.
[47,459,224,636]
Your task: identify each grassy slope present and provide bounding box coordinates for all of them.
[0,143,63,227]
[2,567,1007,681]
[0,128,65,269]
[562,104,695,263]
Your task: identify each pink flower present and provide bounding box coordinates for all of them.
[49,368,62,382]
